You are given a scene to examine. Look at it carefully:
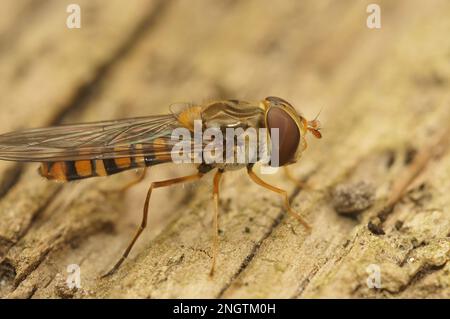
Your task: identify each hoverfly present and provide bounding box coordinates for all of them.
[0,96,321,276]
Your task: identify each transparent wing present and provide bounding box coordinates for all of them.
[0,114,186,162]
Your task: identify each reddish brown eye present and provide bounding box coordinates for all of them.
[266,107,300,166]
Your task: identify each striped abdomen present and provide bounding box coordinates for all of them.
[39,145,172,182]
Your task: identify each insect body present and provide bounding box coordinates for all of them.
[0,96,321,276]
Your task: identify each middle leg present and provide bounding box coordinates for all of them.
[209,168,224,277]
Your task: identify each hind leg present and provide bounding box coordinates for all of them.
[102,171,203,277]
[119,167,148,192]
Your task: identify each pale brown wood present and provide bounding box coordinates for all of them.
[0,0,449,298]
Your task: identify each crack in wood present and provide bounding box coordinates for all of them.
[386,262,448,295]
[369,127,450,235]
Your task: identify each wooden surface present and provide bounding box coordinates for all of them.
[0,0,449,298]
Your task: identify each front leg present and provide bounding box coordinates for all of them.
[247,165,311,231]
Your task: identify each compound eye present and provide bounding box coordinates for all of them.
[266,107,300,166]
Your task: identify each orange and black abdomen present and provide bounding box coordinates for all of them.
[39,144,172,182]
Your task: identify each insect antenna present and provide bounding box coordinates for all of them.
[307,107,323,139]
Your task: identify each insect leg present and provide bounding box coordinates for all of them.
[102,171,204,278]
[283,166,313,190]
[247,165,311,231]
[118,167,148,193]
[209,169,224,277]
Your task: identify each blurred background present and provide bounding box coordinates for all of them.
[0,0,449,298]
